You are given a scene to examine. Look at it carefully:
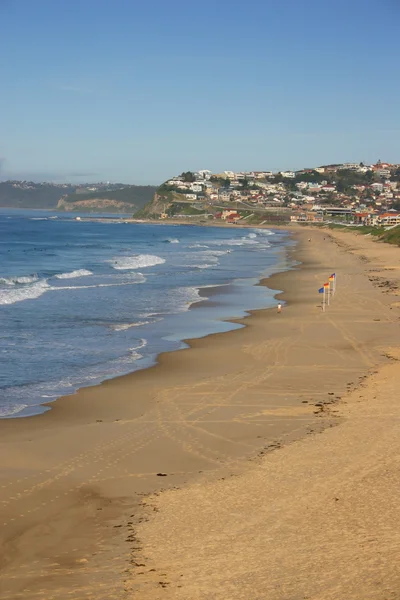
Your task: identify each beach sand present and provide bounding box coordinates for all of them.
[0,227,399,599]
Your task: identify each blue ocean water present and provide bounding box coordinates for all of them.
[0,209,292,418]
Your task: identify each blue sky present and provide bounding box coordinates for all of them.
[1,0,400,184]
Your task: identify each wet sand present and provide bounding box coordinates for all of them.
[0,227,399,599]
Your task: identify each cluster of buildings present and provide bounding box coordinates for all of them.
[7,181,73,190]
[163,161,400,225]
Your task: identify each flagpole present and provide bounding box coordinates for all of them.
[327,285,330,306]
[323,287,325,312]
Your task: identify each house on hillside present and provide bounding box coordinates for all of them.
[321,184,337,193]
[221,210,240,221]
[219,191,231,202]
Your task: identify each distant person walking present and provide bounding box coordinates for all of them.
[277,303,282,314]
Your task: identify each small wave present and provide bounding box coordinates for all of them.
[111,254,166,270]
[55,269,93,279]
[207,238,257,247]
[52,278,145,291]
[0,274,39,285]
[123,272,146,283]
[111,319,158,331]
[252,228,274,236]
[163,238,180,244]
[0,403,28,417]
[188,243,209,248]
[131,338,147,351]
[29,217,48,221]
[248,232,257,239]
[0,279,49,305]
[201,249,229,257]
[168,286,204,312]
[129,338,148,361]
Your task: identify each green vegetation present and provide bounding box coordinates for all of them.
[210,176,230,188]
[380,225,400,245]
[166,203,206,216]
[327,224,382,235]
[325,223,400,245]
[0,181,75,209]
[180,171,196,182]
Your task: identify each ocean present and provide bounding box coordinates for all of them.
[0,209,293,418]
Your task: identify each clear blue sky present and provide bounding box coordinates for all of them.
[1,0,400,184]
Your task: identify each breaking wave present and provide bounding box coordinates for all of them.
[55,269,93,279]
[111,254,166,270]
[0,275,39,285]
[0,279,49,305]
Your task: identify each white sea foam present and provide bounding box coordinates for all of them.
[248,232,257,239]
[131,338,147,350]
[208,238,258,247]
[201,249,229,257]
[253,228,274,236]
[123,272,146,283]
[164,238,180,243]
[52,278,144,291]
[55,269,93,279]
[168,286,204,311]
[111,319,159,331]
[128,338,147,361]
[0,403,28,417]
[0,279,49,305]
[111,254,166,270]
[0,275,39,285]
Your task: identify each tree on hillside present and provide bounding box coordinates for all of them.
[180,171,196,182]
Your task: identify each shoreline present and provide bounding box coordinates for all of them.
[0,259,292,432]
[1,225,292,421]
[1,227,399,598]
[132,228,400,599]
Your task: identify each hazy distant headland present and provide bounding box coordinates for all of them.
[0,181,158,213]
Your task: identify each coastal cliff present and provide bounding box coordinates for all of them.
[57,185,158,213]
[56,196,140,213]
[134,191,174,218]
[134,187,207,219]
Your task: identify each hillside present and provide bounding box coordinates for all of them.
[0,181,75,209]
[380,225,400,245]
[58,185,157,213]
[0,181,157,213]
[134,187,185,219]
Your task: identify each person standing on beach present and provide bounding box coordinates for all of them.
[277,303,282,314]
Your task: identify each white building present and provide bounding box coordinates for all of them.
[196,170,212,180]
[341,163,360,170]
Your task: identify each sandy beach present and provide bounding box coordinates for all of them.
[1,226,399,599]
